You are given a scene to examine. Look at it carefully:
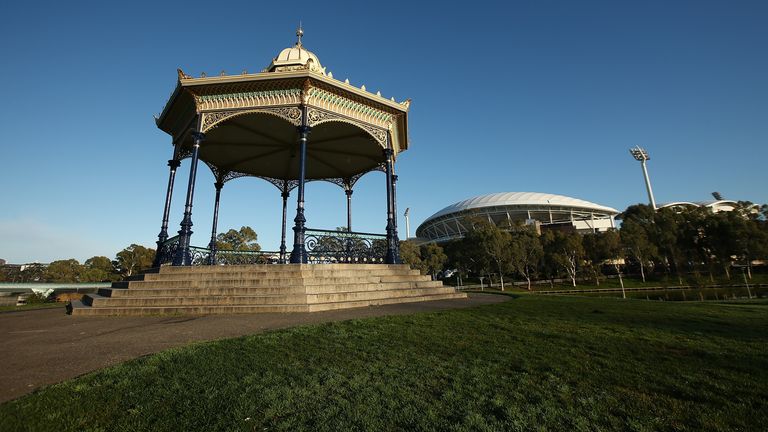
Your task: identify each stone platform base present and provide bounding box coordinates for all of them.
[69,264,466,316]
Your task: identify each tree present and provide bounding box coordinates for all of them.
[463,219,512,290]
[0,265,20,282]
[582,233,606,287]
[653,208,686,284]
[544,230,584,287]
[420,243,448,280]
[215,226,261,251]
[620,218,656,282]
[399,241,447,280]
[443,239,471,286]
[20,264,46,282]
[45,259,83,283]
[600,230,626,294]
[399,240,423,271]
[509,226,542,291]
[115,245,155,277]
[82,256,117,282]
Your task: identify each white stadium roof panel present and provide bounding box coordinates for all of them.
[424,192,619,223]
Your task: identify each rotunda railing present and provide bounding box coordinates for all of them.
[154,229,388,266]
[305,229,387,264]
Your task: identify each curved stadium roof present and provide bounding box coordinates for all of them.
[423,192,619,223]
[415,192,620,242]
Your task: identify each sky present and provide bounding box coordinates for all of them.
[1,0,766,263]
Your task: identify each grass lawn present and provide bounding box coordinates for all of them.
[0,302,64,313]
[452,273,768,292]
[1,295,767,431]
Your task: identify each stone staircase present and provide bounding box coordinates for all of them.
[69,264,467,316]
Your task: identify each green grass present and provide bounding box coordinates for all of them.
[0,302,64,312]
[451,273,768,292]
[2,296,767,431]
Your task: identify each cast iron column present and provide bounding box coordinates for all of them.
[391,173,401,255]
[279,190,289,264]
[173,129,204,266]
[345,188,353,232]
[383,147,399,264]
[153,157,181,267]
[207,181,224,265]
[290,108,310,264]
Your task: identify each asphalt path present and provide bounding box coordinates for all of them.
[0,293,508,403]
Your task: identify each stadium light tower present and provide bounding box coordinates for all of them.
[404,208,411,239]
[629,146,657,210]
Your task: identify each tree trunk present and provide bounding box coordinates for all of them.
[639,261,646,283]
[724,265,731,280]
[500,273,505,291]
[526,276,532,291]
[618,272,626,299]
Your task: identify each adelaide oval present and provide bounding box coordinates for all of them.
[415,192,619,243]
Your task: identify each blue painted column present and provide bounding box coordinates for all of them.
[290,107,310,264]
[173,128,205,266]
[383,146,400,264]
[391,173,401,262]
[279,189,289,264]
[207,181,224,265]
[153,156,181,267]
[345,188,353,232]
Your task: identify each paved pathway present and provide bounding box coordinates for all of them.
[0,293,507,403]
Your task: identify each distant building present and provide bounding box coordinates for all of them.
[416,192,619,243]
[658,200,738,213]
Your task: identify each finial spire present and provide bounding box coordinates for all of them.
[296,22,304,47]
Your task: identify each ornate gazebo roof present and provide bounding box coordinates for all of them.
[155,29,410,182]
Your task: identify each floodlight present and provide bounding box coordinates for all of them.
[629,146,657,209]
[404,208,411,239]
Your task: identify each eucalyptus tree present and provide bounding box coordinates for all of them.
[215,226,261,251]
[508,225,543,291]
[543,230,584,287]
[115,244,155,277]
[399,240,423,271]
[619,219,656,282]
[463,219,512,290]
[45,259,83,283]
[421,243,448,281]
[582,233,606,287]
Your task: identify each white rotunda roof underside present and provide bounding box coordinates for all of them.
[424,192,619,223]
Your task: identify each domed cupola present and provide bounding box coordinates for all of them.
[265,26,326,75]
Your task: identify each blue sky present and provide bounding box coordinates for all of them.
[1,0,766,263]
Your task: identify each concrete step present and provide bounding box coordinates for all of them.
[84,293,309,307]
[136,269,423,282]
[70,302,310,316]
[154,263,413,275]
[308,292,468,312]
[84,287,459,308]
[71,292,467,316]
[100,281,445,298]
[307,287,460,303]
[70,264,465,317]
[120,275,432,289]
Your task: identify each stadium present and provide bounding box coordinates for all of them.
[415,192,619,243]
[658,200,738,213]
